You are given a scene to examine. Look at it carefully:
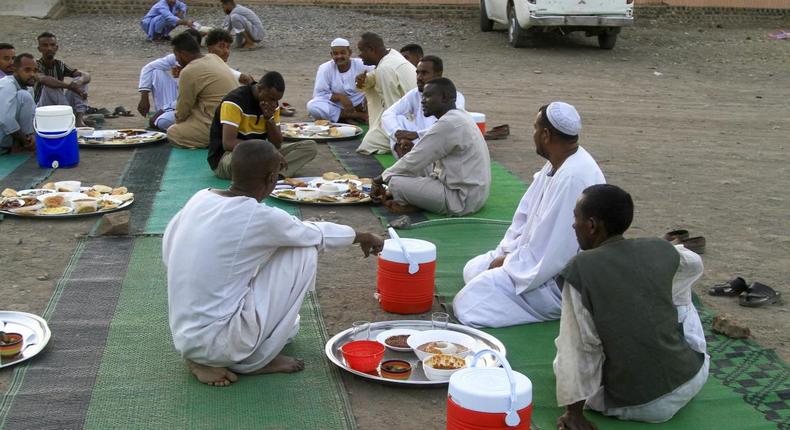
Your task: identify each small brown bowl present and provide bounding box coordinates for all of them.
[0,333,23,357]
[380,359,412,380]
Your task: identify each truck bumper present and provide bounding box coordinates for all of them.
[525,15,634,27]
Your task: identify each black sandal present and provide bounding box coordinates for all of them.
[739,282,781,307]
[709,276,748,297]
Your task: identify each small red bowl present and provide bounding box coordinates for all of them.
[0,333,23,357]
[380,359,412,380]
[341,340,385,373]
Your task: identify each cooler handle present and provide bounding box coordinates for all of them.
[33,115,76,139]
[387,227,419,274]
[471,349,521,427]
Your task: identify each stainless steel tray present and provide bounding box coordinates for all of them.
[325,320,506,386]
[0,311,52,368]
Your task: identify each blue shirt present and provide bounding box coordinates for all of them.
[141,0,187,37]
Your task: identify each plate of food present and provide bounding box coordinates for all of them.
[280,121,363,141]
[0,311,52,369]
[270,172,374,205]
[376,328,420,352]
[0,183,134,218]
[78,129,167,148]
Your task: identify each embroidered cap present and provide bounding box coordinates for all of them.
[546,102,581,137]
[330,38,350,48]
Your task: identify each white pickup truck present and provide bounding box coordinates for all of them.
[480,0,634,49]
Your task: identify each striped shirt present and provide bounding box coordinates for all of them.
[34,58,77,103]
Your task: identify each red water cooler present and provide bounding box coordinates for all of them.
[376,235,436,314]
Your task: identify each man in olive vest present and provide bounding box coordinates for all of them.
[554,184,709,430]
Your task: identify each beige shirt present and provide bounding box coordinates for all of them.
[356,49,416,154]
[382,109,491,215]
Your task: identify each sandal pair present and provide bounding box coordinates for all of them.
[709,277,781,307]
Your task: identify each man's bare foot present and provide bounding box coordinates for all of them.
[187,360,238,387]
[250,354,305,375]
[383,200,421,214]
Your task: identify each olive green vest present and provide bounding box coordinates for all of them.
[561,236,704,408]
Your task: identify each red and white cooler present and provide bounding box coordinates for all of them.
[447,350,533,430]
[376,228,436,314]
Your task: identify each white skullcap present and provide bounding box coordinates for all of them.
[330,38,350,48]
[546,101,581,136]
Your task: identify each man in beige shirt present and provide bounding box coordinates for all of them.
[371,78,490,216]
[167,31,238,149]
[354,32,416,155]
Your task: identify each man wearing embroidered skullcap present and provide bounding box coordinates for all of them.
[306,37,372,123]
[454,102,606,328]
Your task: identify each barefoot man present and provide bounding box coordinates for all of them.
[163,140,383,386]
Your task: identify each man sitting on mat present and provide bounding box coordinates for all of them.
[453,102,605,328]
[140,0,192,42]
[166,31,238,149]
[554,184,708,429]
[34,32,92,128]
[0,53,37,154]
[221,0,265,49]
[208,71,317,179]
[381,55,465,159]
[371,78,490,216]
[164,140,383,386]
[306,37,371,124]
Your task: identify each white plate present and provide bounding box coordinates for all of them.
[0,311,51,368]
[17,189,55,197]
[37,192,88,203]
[376,328,420,352]
[0,198,25,211]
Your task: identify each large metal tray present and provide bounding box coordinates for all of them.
[0,199,133,219]
[325,320,506,386]
[0,311,52,368]
[269,177,373,206]
[281,122,363,142]
[78,129,167,148]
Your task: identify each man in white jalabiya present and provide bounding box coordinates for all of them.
[453,102,606,328]
[381,55,465,158]
[306,38,371,123]
[163,140,383,386]
[354,32,416,154]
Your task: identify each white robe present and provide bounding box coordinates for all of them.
[554,245,709,423]
[453,147,605,328]
[355,49,416,154]
[306,58,370,122]
[163,189,355,373]
[381,87,466,157]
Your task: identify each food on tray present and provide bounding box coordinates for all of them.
[40,206,72,215]
[284,178,308,188]
[42,182,56,190]
[42,194,65,208]
[359,178,373,185]
[0,198,22,210]
[380,359,412,380]
[21,196,39,207]
[18,189,54,197]
[1,188,18,197]
[111,186,128,195]
[417,341,470,355]
[85,190,101,198]
[322,172,341,181]
[92,184,113,193]
[73,199,98,214]
[314,119,330,126]
[98,199,120,210]
[276,189,296,200]
[12,206,40,215]
[385,335,410,348]
[339,174,359,181]
[425,354,466,370]
[113,193,134,202]
[329,127,342,137]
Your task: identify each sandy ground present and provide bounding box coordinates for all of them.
[1,6,789,429]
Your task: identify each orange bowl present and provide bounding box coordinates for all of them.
[380,359,412,380]
[0,333,23,357]
[341,340,385,373]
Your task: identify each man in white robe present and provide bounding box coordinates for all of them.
[372,78,490,216]
[381,55,466,158]
[163,140,383,386]
[354,32,417,154]
[453,102,605,328]
[306,38,371,123]
[554,185,708,429]
[137,29,253,130]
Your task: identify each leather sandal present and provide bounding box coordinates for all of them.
[484,124,509,140]
[739,282,781,307]
[709,276,748,296]
[681,236,706,254]
[664,229,690,242]
[281,102,296,117]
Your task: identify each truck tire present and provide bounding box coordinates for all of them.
[507,3,528,48]
[598,31,618,49]
[480,0,494,32]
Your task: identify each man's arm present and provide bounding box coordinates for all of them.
[381,123,452,183]
[381,91,414,139]
[174,67,198,123]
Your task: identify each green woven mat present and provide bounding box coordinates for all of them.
[0,154,29,180]
[145,148,298,234]
[399,219,776,430]
[374,154,525,221]
[83,237,354,430]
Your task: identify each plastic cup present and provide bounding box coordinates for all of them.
[432,312,450,330]
[352,321,371,340]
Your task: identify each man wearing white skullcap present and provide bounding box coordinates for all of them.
[454,102,606,328]
[306,37,372,123]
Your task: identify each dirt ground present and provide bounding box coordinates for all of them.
[1,6,789,429]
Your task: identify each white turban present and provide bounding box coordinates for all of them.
[546,101,581,136]
[330,38,350,48]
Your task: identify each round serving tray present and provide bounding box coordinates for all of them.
[325,320,506,386]
[0,199,134,219]
[0,311,52,369]
[78,129,167,148]
[281,122,363,142]
[269,177,373,206]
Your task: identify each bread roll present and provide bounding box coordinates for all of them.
[111,186,128,195]
[73,199,97,214]
[339,174,359,180]
[41,182,56,190]
[85,190,101,198]
[114,193,134,202]
[1,188,18,197]
[314,119,330,126]
[322,172,341,180]
[43,194,65,208]
[92,185,113,194]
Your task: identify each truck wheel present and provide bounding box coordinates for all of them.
[480,0,494,32]
[598,31,618,49]
[507,3,527,48]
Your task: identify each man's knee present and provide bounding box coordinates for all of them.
[229,13,246,30]
[306,99,323,119]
